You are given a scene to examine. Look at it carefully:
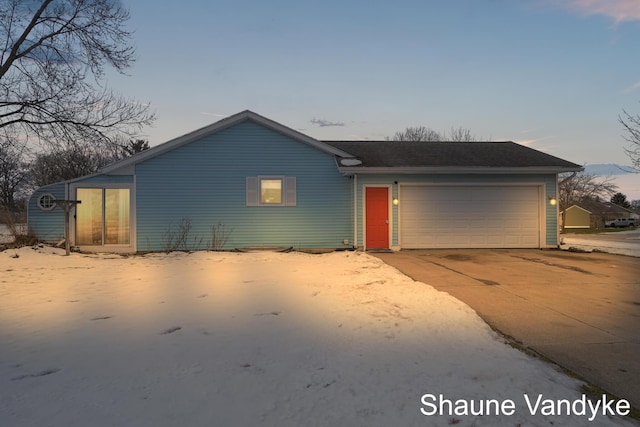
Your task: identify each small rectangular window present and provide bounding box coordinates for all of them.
[260,179,282,204]
[246,176,296,206]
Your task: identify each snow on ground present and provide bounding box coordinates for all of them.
[561,229,640,257]
[0,247,636,427]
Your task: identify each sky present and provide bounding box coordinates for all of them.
[107,0,640,169]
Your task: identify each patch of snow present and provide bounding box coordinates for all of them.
[0,249,636,426]
[339,158,363,166]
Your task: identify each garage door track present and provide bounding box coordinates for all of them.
[374,249,640,409]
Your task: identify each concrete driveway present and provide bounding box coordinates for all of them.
[373,249,640,408]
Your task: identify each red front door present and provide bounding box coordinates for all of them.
[366,187,389,249]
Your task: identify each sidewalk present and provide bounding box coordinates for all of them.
[560,229,640,257]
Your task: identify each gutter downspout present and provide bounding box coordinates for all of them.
[556,176,560,248]
[353,174,358,249]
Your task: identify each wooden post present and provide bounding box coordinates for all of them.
[52,200,81,256]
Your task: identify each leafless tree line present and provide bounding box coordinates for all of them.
[390,126,485,142]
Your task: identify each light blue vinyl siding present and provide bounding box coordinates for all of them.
[356,173,558,248]
[79,174,134,184]
[544,177,559,245]
[135,121,352,251]
[27,182,66,242]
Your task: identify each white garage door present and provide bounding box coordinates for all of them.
[400,185,541,249]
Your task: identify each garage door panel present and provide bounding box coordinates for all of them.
[400,185,540,249]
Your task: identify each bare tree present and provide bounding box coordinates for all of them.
[30,145,115,187]
[447,126,476,142]
[558,172,618,211]
[28,136,149,188]
[392,126,442,141]
[0,0,154,148]
[0,135,29,210]
[391,126,480,142]
[620,109,640,169]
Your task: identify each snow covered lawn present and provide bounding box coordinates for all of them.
[0,247,636,426]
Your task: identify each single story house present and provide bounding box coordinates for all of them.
[28,110,583,253]
[562,205,592,229]
[562,199,636,229]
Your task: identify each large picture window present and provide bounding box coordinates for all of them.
[76,188,130,245]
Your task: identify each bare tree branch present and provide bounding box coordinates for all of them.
[558,172,618,211]
[390,125,481,142]
[0,0,154,147]
[0,129,30,209]
[619,109,640,169]
[447,126,476,142]
[392,126,442,142]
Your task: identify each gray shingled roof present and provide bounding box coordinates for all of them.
[324,140,582,170]
[573,198,633,215]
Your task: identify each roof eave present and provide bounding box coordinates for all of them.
[337,166,585,175]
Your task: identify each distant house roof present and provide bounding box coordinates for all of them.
[325,140,583,174]
[573,198,633,215]
[565,205,592,214]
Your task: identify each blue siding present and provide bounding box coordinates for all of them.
[135,121,353,251]
[544,176,559,245]
[27,183,66,242]
[356,173,559,248]
[80,174,134,184]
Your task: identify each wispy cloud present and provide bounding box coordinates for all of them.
[563,0,640,23]
[310,118,345,127]
[624,81,640,93]
[200,112,228,118]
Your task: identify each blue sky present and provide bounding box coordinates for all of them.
[108,0,640,168]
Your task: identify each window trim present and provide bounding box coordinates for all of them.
[75,187,132,246]
[246,176,296,207]
[68,182,136,252]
